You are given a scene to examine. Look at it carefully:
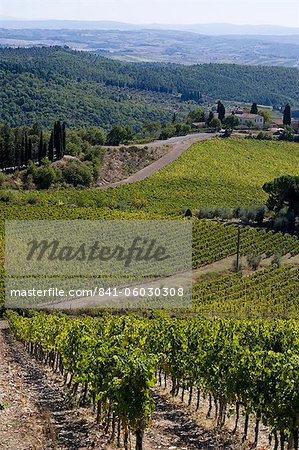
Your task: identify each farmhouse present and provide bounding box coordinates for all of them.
[234,112,264,127]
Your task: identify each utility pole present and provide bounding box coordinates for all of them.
[236,221,241,272]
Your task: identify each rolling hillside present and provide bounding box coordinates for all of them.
[5,138,299,214]
[90,138,299,213]
[1,47,299,128]
[1,28,298,67]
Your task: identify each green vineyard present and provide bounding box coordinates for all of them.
[1,138,299,448]
[194,265,299,317]
[2,139,299,215]
[1,206,299,264]
[192,220,299,267]
[1,205,299,314]
[7,311,299,449]
[1,31,299,450]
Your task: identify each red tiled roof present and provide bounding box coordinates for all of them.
[192,122,206,127]
[238,113,263,119]
[272,119,284,125]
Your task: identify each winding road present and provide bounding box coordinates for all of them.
[102,132,216,188]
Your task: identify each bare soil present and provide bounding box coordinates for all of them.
[99,133,214,188]
[98,144,171,186]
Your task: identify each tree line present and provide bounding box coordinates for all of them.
[1,47,298,129]
[0,101,294,171]
[0,121,66,170]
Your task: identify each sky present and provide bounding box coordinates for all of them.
[1,0,299,27]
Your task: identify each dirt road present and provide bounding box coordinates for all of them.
[102,132,216,188]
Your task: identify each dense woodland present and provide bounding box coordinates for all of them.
[1,47,298,128]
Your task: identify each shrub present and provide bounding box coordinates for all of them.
[256,132,272,140]
[255,206,266,225]
[175,123,191,136]
[106,125,134,146]
[33,166,57,190]
[223,115,240,131]
[131,198,147,209]
[182,208,192,218]
[0,173,5,187]
[233,206,242,218]
[159,124,176,140]
[272,208,296,232]
[0,191,16,203]
[271,253,282,267]
[279,126,294,142]
[62,160,93,187]
[115,201,129,211]
[247,254,262,270]
[240,209,255,224]
[79,127,106,146]
[196,207,216,219]
[27,196,40,205]
[240,206,266,225]
[209,118,222,132]
[215,207,233,220]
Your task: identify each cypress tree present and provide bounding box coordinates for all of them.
[48,131,54,162]
[28,138,33,162]
[283,104,291,126]
[20,137,25,167]
[53,121,58,159]
[43,143,47,159]
[62,122,66,156]
[14,127,25,168]
[24,133,29,165]
[250,103,258,114]
[54,121,63,160]
[38,131,44,164]
[0,134,4,170]
[2,125,15,169]
[218,102,226,122]
[14,134,21,168]
[207,111,214,126]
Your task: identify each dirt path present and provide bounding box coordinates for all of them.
[0,321,103,450]
[0,321,51,450]
[101,132,216,188]
[146,391,235,450]
[148,385,270,450]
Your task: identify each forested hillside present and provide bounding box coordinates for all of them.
[1,47,298,128]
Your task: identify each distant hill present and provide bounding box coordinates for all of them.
[1,27,298,67]
[164,23,299,36]
[1,19,298,35]
[1,47,298,128]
